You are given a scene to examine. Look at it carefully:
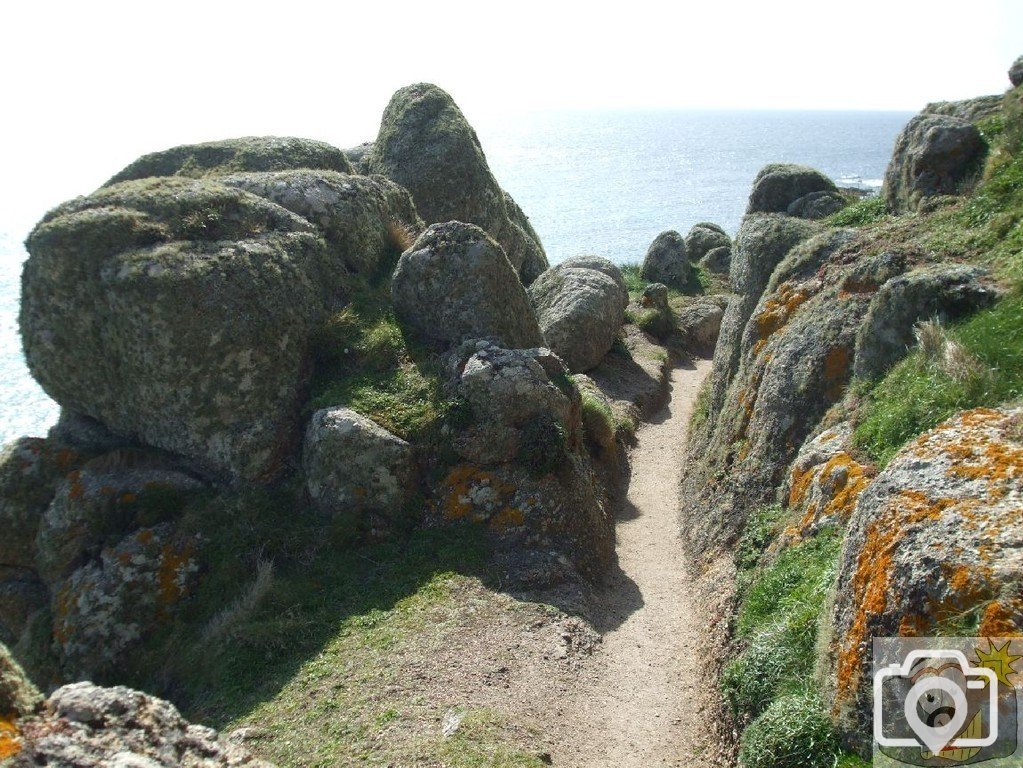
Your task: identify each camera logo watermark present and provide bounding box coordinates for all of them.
[874,638,1022,766]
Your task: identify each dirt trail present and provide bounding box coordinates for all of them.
[552,358,721,767]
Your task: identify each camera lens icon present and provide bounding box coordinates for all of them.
[874,650,999,757]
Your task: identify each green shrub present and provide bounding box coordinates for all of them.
[855,296,1023,466]
[734,504,785,593]
[827,196,888,227]
[738,692,839,768]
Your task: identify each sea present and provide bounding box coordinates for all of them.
[0,109,913,444]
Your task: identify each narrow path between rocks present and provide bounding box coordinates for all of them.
[552,358,720,767]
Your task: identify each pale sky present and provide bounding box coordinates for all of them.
[1,0,1020,236]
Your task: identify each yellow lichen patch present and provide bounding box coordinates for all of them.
[835,490,954,706]
[788,465,814,507]
[979,599,1023,636]
[755,282,809,344]
[489,507,525,532]
[789,453,873,542]
[0,714,21,760]
[156,541,196,606]
[823,346,850,402]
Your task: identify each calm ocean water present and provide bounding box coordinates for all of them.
[0,109,913,443]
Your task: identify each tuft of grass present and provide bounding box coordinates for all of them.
[827,195,889,228]
[738,692,839,768]
[854,296,1023,466]
[723,529,841,719]
[517,416,568,475]
[733,504,785,599]
[688,376,713,435]
[580,392,617,449]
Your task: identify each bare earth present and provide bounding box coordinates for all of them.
[546,358,723,768]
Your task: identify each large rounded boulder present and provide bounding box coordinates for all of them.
[106,136,353,185]
[883,114,986,213]
[746,164,837,214]
[1010,55,1023,87]
[640,230,690,288]
[391,222,544,349]
[366,83,549,283]
[528,256,629,373]
[822,407,1023,754]
[21,165,422,484]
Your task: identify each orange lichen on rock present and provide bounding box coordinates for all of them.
[489,506,525,532]
[437,464,516,522]
[788,453,873,543]
[754,282,809,345]
[835,490,953,705]
[0,714,21,760]
[156,540,196,606]
[823,346,851,402]
[979,599,1023,636]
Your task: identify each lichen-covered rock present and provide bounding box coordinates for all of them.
[0,438,83,569]
[746,164,837,214]
[365,83,548,282]
[822,407,1023,754]
[852,264,998,380]
[432,455,613,580]
[676,296,727,356]
[1010,55,1023,87]
[699,245,731,275]
[774,422,874,553]
[106,136,352,185]
[640,230,690,288]
[528,256,629,373]
[302,408,415,530]
[704,214,819,426]
[786,190,847,220]
[22,168,420,483]
[391,222,543,348]
[7,680,274,766]
[448,342,581,464]
[683,229,894,557]
[923,95,1003,124]
[218,170,423,277]
[51,522,201,681]
[684,224,731,264]
[883,114,986,213]
[35,450,203,584]
[343,141,375,174]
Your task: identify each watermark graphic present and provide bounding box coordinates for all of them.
[874,637,1022,766]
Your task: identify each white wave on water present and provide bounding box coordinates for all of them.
[835,174,884,192]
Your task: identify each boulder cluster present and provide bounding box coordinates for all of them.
[0,82,650,708]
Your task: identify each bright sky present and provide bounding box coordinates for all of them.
[1,0,1020,236]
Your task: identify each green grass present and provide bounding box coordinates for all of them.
[619,261,709,298]
[723,529,842,720]
[688,376,713,435]
[733,504,785,599]
[854,295,1023,465]
[738,692,839,768]
[826,196,888,228]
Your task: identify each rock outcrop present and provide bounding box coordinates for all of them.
[528,256,629,373]
[822,407,1023,754]
[746,164,837,215]
[852,264,998,380]
[685,224,731,264]
[786,190,847,220]
[302,408,415,531]
[699,245,731,275]
[21,172,422,484]
[365,83,549,283]
[676,296,727,356]
[1010,55,1023,87]
[106,136,353,185]
[391,222,544,349]
[923,95,1003,124]
[883,114,986,213]
[6,678,273,767]
[640,230,690,288]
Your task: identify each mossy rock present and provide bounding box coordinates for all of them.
[105,136,353,185]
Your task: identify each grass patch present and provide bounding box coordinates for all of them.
[854,295,1023,465]
[688,376,713,435]
[619,261,709,298]
[723,529,841,720]
[826,195,888,228]
[733,504,785,598]
[580,391,617,448]
[738,692,839,768]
